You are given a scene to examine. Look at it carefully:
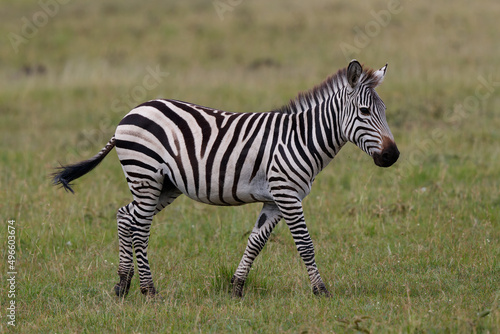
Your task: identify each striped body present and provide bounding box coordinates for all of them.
[116,98,340,206]
[53,60,399,297]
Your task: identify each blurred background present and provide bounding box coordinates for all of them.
[2,0,499,156]
[3,0,500,213]
[1,0,499,332]
[1,0,499,163]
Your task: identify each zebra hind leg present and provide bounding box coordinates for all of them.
[114,176,180,298]
[115,203,136,297]
[231,203,282,297]
[134,186,181,296]
[114,200,157,297]
[133,185,181,297]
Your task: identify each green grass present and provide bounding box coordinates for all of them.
[1,0,499,332]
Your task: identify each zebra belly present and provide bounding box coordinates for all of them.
[166,161,273,206]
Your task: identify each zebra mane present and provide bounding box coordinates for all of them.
[276,64,381,114]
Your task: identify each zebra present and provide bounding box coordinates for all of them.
[53,59,399,298]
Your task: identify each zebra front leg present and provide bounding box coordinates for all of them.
[115,204,135,297]
[275,199,331,297]
[232,203,282,297]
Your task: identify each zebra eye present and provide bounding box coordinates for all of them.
[360,107,370,116]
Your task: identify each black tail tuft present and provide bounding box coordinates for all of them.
[52,136,116,193]
[52,159,101,193]
[52,165,76,193]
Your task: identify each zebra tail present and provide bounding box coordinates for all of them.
[52,136,116,194]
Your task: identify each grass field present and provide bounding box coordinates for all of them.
[1,0,499,332]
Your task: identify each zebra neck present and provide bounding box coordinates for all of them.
[287,94,347,174]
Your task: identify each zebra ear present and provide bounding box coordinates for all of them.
[372,63,388,86]
[347,59,362,88]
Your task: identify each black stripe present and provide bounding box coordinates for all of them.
[250,113,274,181]
[168,100,213,159]
[115,139,164,165]
[278,145,309,186]
[218,115,247,204]
[292,130,314,172]
[205,115,239,204]
[313,103,334,160]
[266,115,284,175]
[121,159,158,173]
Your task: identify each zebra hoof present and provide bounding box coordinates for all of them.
[312,284,331,297]
[231,275,245,298]
[115,269,134,297]
[114,281,131,297]
[140,285,157,297]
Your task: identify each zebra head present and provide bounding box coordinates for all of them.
[342,60,399,167]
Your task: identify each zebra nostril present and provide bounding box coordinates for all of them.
[382,151,391,162]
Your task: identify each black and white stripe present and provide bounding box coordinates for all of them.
[53,60,399,297]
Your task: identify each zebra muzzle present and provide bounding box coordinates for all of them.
[373,137,399,168]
